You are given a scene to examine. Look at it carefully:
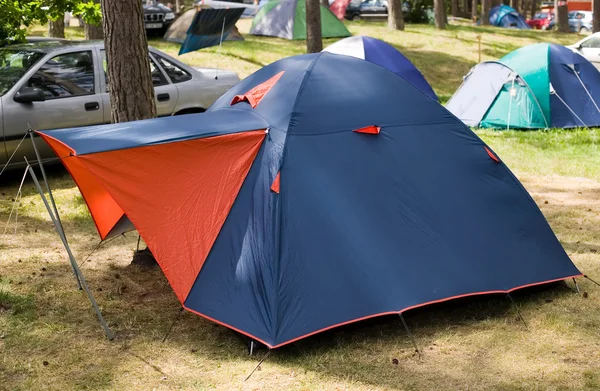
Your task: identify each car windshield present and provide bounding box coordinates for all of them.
[0,49,45,96]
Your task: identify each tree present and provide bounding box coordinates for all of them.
[306,0,323,53]
[594,0,600,32]
[481,0,491,25]
[462,0,470,17]
[510,0,519,12]
[100,0,157,122]
[434,0,446,28]
[79,0,103,39]
[554,0,569,32]
[48,17,65,38]
[451,0,459,17]
[388,0,405,30]
[320,0,329,6]
[472,0,478,21]
[530,0,537,19]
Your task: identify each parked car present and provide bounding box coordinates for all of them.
[526,11,554,29]
[0,40,240,170]
[143,0,175,34]
[344,0,409,21]
[548,10,593,33]
[569,32,600,70]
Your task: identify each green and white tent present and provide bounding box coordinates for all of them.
[250,0,351,40]
[447,43,600,129]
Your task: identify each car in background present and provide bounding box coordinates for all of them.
[526,11,554,29]
[548,10,593,33]
[344,0,410,21]
[143,0,175,34]
[0,40,240,170]
[569,32,600,70]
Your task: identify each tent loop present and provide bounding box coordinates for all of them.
[571,65,600,114]
[214,16,226,80]
[2,164,28,237]
[550,85,588,128]
[399,313,421,359]
[244,349,272,381]
[507,293,529,331]
[0,130,28,177]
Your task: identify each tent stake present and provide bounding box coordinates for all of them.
[399,313,421,358]
[244,349,271,381]
[584,275,600,288]
[162,307,184,343]
[27,164,114,340]
[573,278,581,294]
[507,293,529,331]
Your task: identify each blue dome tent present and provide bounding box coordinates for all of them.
[39,53,581,348]
[489,5,530,29]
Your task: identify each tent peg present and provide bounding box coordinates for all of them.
[507,293,529,331]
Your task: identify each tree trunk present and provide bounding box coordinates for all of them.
[530,0,536,19]
[85,22,104,39]
[48,18,65,38]
[306,0,323,53]
[462,0,470,17]
[451,0,459,16]
[472,0,478,21]
[320,0,329,6]
[491,0,500,6]
[100,0,157,123]
[481,0,491,24]
[434,0,446,28]
[554,0,569,32]
[175,0,182,15]
[388,0,405,30]
[594,0,600,32]
[510,0,519,12]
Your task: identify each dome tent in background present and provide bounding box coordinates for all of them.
[250,0,350,40]
[38,52,580,348]
[489,5,530,29]
[446,43,600,129]
[323,36,438,101]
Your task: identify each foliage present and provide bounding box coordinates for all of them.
[0,0,101,46]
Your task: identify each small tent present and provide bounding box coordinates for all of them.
[164,7,245,55]
[39,53,580,348]
[446,43,600,129]
[489,5,530,29]
[324,36,438,100]
[250,0,351,40]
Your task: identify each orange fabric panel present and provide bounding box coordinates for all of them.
[270,172,280,193]
[78,131,266,303]
[231,71,285,108]
[484,146,500,163]
[353,125,381,135]
[38,133,125,240]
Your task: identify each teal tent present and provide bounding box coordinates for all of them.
[447,43,600,129]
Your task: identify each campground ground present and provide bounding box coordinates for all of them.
[1,20,600,391]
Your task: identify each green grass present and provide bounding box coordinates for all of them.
[3,19,599,391]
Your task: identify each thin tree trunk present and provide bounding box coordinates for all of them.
[434,0,446,28]
[530,0,536,18]
[48,18,65,38]
[510,0,519,12]
[554,0,569,32]
[100,0,157,123]
[462,0,470,17]
[388,0,405,30]
[491,0,501,6]
[594,0,600,32]
[472,0,478,21]
[306,0,323,53]
[451,0,459,16]
[481,0,491,24]
[175,0,182,15]
[320,0,329,6]
[85,22,104,39]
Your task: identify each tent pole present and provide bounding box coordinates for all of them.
[572,278,581,294]
[552,90,588,128]
[399,313,421,358]
[572,69,600,114]
[28,128,65,234]
[27,164,114,340]
[507,293,528,331]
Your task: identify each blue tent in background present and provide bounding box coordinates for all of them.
[489,5,529,29]
[39,52,581,348]
[323,36,438,101]
[447,43,600,129]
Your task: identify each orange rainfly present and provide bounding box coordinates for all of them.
[38,132,126,239]
[62,130,265,303]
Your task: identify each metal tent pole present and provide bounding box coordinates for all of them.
[27,164,114,340]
